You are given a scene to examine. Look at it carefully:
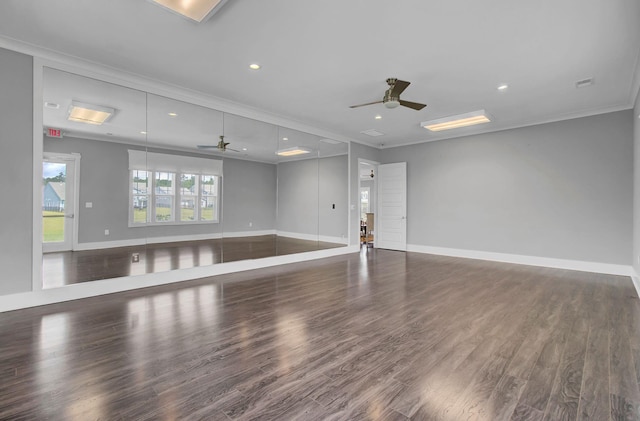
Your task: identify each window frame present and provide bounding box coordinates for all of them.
[129,170,220,227]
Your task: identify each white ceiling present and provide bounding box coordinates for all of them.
[3,0,640,148]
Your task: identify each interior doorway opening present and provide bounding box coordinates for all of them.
[358,159,378,248]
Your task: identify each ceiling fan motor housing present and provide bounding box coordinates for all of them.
[383,89,400,108]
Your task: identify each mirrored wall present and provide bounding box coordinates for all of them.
[41,68,349,288]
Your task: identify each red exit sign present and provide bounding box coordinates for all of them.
[47,128,63,138]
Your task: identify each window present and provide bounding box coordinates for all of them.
[180,174,198,222]
[132,170,150,223]
[154,172,175,222]
[128,150,222,226]
[200,175,218,221]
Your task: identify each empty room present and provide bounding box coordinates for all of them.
[1,1,639,420]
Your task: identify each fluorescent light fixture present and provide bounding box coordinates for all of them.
[421,110,491,132]
[276,147,312,157]
[150,0,229,23]
[67,101,115,125]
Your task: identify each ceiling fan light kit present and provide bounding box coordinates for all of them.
[421,110,492,132]
[350,78,426,111]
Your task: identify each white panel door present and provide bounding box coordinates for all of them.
[377,162,406,251]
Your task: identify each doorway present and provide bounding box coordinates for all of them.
[358,159,378,247]
[42,153,78,253]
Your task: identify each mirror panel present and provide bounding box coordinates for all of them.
[318,138,349,248]
[40,68,350,289]
[144,93,224,272]
[276,127,320,253]
[42,67,148,287]
[220,113,278,262]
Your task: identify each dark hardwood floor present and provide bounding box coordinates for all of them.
[3,248,640,420]
[42,235,344,288]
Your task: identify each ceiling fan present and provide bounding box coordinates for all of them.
[197,135,240,152]
[350,78,426,110]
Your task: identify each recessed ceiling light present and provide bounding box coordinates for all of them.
[375,115,382,120]
[168,112,178,117]
[150,0,229,23]
[140,131,147,135]
[276,147,311,157]
[249,63,261,70]
[497,84,509,91]
[242,147,247,151]
[421,110,491,132]
[282,137,288,141]
[44,102,60,109]
[67,101,115,125]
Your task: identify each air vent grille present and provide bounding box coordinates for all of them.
[360,129,385,137]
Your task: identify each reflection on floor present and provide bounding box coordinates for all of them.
[43,235,343,288]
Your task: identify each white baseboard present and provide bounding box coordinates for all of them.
[0,245,359,313]
[407,244,633,277]
[73,230,277,251]
[631,268,640,298]
[277,231,348,245]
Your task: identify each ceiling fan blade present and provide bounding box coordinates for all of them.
[399,99,427,110]
[390,80,410,97]
[349,100,383,109]
[197,145,218,149]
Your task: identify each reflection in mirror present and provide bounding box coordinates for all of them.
[143,94,224,273]
[42,67,148,288]
[41,68,350,289]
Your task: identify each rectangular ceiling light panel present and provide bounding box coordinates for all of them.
[67,101,115,126]
[421,110,491,132]
[151,0,229,22]
[276,147,312,157]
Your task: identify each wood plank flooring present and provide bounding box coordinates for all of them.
[2,248,640,420]
[42,235,343,288]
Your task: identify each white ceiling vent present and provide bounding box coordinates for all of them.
[575,78,594,88]
[320,138,341,144]
[360,129,385,137]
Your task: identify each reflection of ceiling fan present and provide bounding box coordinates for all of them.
[197,135,240,152]
[350,78,426,110]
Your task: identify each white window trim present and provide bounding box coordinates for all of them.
[128,170,220,227]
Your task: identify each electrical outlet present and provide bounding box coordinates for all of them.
[85,202,93,208]
[104,229,109,236]
[132,253,140,263]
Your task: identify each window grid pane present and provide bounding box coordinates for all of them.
[155,172,174,222]
[180,174,198,221]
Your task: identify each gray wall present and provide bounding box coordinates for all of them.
[0,48,33,295]
[350,143,381,245]
[634,89,640,274]
[382,111,633,265]
[222,157,276,233]
[318,155,348,240]
[277,158,319,236]
[277,155,348,239]
[44,136,277,244]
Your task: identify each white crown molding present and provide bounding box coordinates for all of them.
[381,103,633,150]
[407,244,634,277]
[0,35,359,146]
